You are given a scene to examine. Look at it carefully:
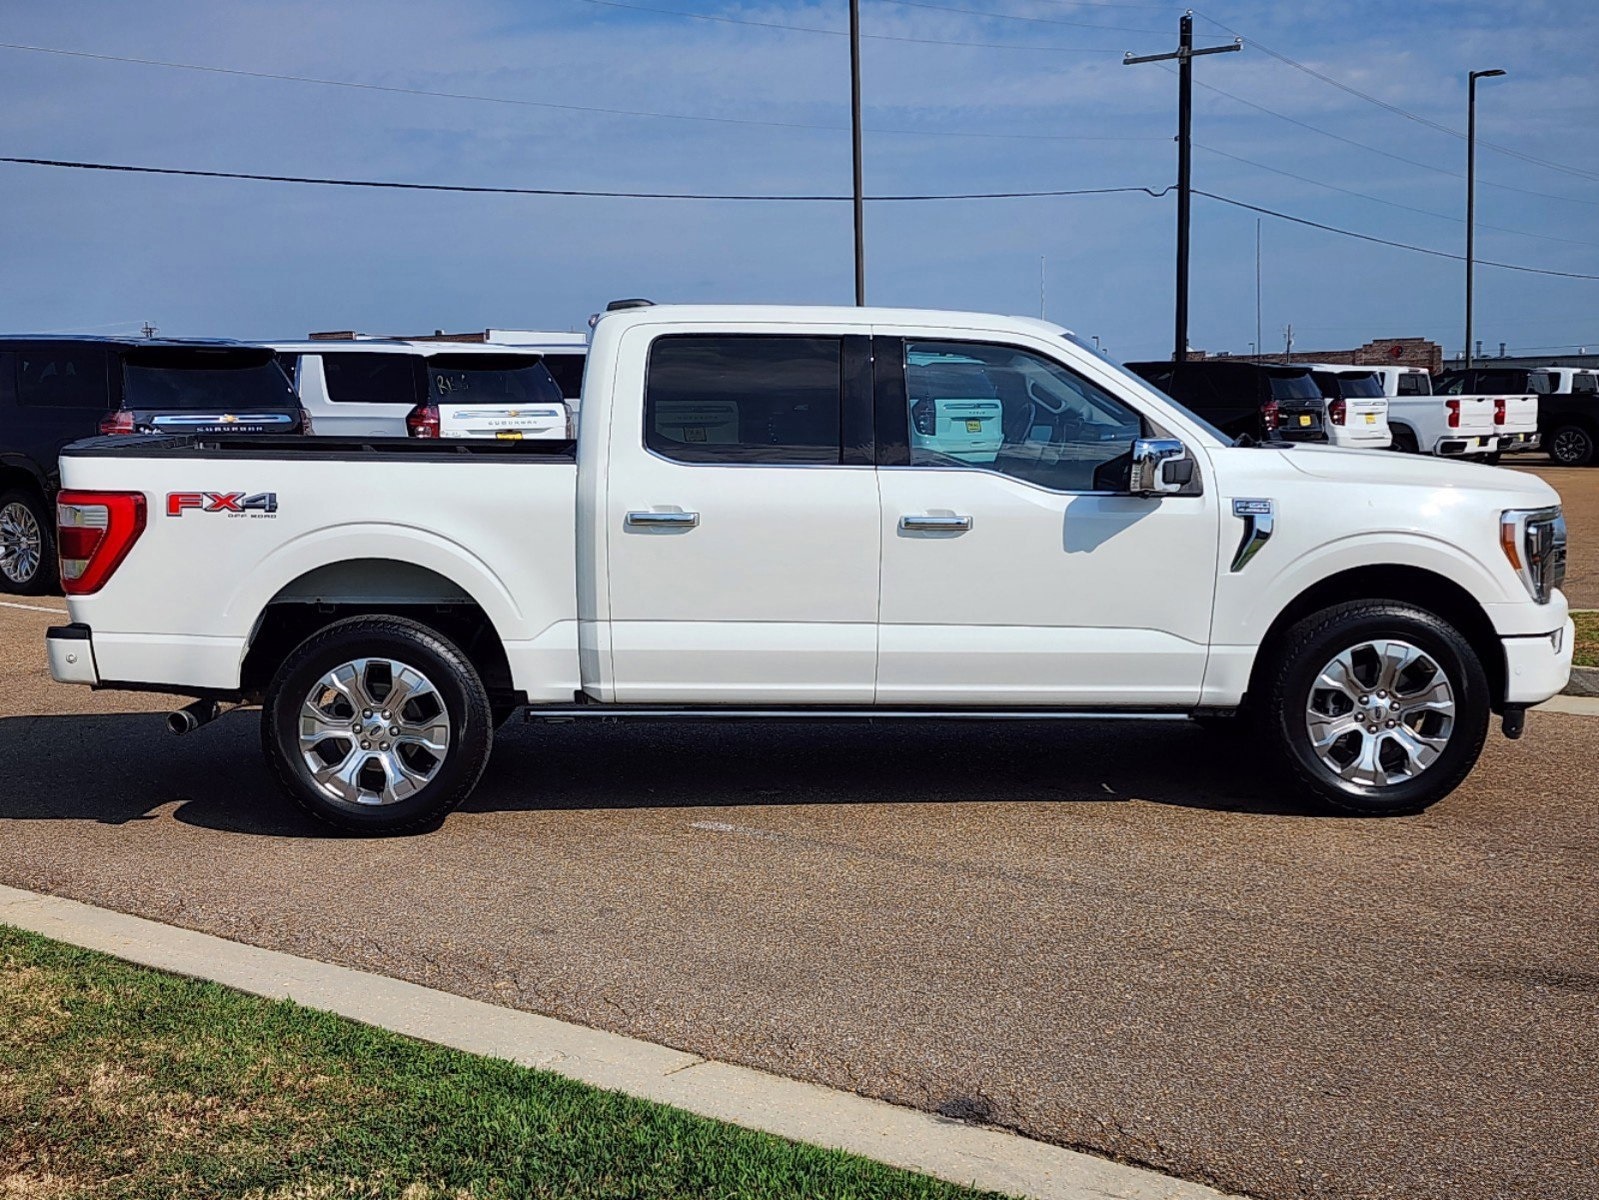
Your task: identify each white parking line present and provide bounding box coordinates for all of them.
[0,600,68,615]
[0,884,1238,1200]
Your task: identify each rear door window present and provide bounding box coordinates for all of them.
[322,353,422,405]
[16,346,109,409]
[1574,373,1599,395]
[1396,372,1431,396]
[120,348,297,411]
[644,335,843,465]
[425,355,565,407]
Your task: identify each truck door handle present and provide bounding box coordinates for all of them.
[625,510,699,529]
[899,514,972,533]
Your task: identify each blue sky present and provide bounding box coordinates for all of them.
[0,0,1594,360]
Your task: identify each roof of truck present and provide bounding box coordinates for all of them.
[591,304,1075,339]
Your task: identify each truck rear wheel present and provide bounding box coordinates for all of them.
[262,615,493,834]
[1548,424,1595,467]
[1259,602,1490,816]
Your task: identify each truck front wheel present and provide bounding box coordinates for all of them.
[1260,602,1490,816]
[262,615,493,834]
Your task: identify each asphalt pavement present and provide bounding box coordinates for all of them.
[0,592,1594,1200]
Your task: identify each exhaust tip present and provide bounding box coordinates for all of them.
[166,700,218,736]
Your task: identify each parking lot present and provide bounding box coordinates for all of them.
[1,461,1594,1200]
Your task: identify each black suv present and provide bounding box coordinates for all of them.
[1124,360,1329,444]
[0,337,305,593]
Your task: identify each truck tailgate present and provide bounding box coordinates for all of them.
[1450,396,1496,437]
[1497,394,1538,436]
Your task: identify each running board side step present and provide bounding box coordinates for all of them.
[523,706,1195,723]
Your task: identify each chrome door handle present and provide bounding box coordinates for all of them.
[625,510,699,529]
[899,514,972,533]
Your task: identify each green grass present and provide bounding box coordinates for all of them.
[1575,610,1599,669]
[0,926,1002,1200]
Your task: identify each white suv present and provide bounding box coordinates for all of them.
[274,340,585,440]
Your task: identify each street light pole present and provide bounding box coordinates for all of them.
[1465,67,1505,370]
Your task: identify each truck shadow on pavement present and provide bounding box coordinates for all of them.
[0,709,1321,836]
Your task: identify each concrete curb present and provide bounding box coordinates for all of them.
[1562,665,1599,698]
[0,885,1239,1200]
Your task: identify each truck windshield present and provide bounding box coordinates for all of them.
[426,354,564,406]
[121,348,296,410]
[1264,369,1322,401]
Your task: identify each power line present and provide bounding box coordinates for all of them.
[580,0,1139,52]
[1185,72,1599,209]
[1195,11,1599,184]
[0,153,1174,202]
[1195,143,1599,248]
[0,41,1162,146]
[870,0,1166,36]
[1195,190,1599,280]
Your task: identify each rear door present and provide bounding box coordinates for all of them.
[120,346,303,435]
[601,327,880,703]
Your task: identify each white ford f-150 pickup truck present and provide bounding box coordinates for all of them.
[46,303,1572,833]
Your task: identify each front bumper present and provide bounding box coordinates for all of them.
[1502,618,1574,705]
[46,623,100,686]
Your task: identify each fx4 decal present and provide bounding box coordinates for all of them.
[166,492,278,518]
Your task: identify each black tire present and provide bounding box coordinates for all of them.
[1388,426,1419,454]
[261,615,493,834]
[1481,452,1503,466]
[1258,601,1490,816]
[1547,423,1596,467]
[0,488,56,595]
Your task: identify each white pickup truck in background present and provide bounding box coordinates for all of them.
[47,303,1571,833]
[1362,365,1503,458]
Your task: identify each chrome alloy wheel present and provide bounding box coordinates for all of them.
[1304,639,1456,788]
[298,658,452,806]
[0,501,42,585]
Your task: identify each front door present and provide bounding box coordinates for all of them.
[873,336,1220,706]
[602,329,880,703]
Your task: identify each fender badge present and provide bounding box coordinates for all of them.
[1231,499,1275,572]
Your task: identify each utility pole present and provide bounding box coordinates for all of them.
[1254,219,1262,364]
[1125,11,1240,363]
[1464,67,1505,369]
[1284,323,1293,359]
[1040,255,1047,319]
[849,0,866,306]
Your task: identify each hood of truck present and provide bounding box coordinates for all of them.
[1280,444,1560,504]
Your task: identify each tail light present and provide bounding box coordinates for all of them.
[299,406,315,435]
[1494,398,1507,426]
[1328,398,1347,426]
[98,410,136,436]
[1261,399,1281,432]
[57,491,146,595]
[406,402,440,438]
[1446,399,1461,429]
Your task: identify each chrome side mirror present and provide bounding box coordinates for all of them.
[1129,438,1192,496]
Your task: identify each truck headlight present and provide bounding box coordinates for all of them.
[1500,506,1567,604]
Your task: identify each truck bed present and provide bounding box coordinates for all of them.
[57,432,581,701]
